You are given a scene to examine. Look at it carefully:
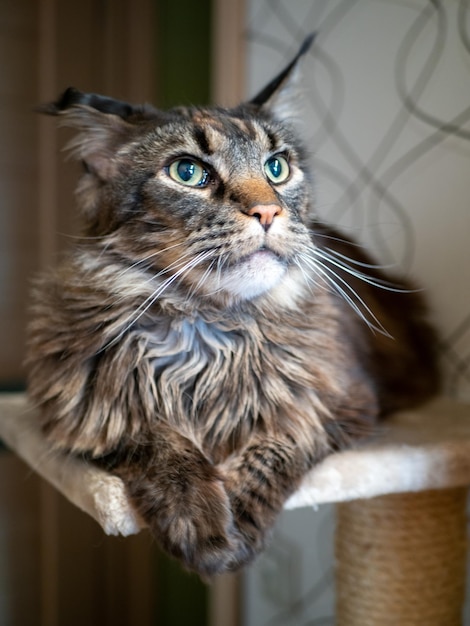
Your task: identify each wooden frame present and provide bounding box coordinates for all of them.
[211,0,247,106]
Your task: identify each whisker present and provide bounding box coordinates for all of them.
[204,254,227,296]
[300,252,392,337]
[111,249,198,305]
[293,255,328,295]
[315,249,414,293]
[60,233,109,241]
[187,259,217,299]
[215,255,224,286]
[309,230,369,249]
[324,247,397,271]
[318,264,391,337]
[80,240,114,276]
[101,250,215,351]
[293,257,315,291]
[115,241,189,280]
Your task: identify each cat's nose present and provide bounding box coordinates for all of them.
[247,203,283,231]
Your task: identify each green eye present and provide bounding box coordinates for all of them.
[264,154,290,184]
[168,158,209,187]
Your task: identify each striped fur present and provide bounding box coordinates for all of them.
[26,39,440,576]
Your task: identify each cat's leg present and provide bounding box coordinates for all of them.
[109,424,240,577]
[220,394,378,570]
[220,432,322,570]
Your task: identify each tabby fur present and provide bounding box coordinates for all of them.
[26,37,439,576]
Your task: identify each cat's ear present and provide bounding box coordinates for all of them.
[249,33,315,120]
[37,87,159,181]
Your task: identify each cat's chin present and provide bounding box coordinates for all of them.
[217,249,288,301]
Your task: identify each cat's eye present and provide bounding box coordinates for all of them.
[168,158,210,187]
[264,155,290,184]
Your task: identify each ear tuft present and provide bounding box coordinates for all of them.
[37,87,158,122]
[249,33,315,121]
[37,88,165,221]
[36,88,151,182]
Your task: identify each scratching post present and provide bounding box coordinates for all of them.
[1,394,470,622]
[335,488,468,625]
[285,398,470,624]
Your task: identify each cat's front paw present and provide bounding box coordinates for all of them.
[220,439,305,571]
[123,454,239,577]
[223,482,274,570]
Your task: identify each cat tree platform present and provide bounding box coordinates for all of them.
[1,394,470,624]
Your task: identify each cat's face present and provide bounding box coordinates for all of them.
[45,39,315,304]
[109,105,313,301]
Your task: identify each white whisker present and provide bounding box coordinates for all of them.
[324,247,397,271]
[316,248,413,293]
[111,249,198,306]
[215,255,224,286]
[115,241,189,280]
[310,230,368,249]
[293,256,324,295]
[319,264,391,337]
[60,233,109,241]
[188,259,217,299]
[101,250,215,351]
[300,251,392,337]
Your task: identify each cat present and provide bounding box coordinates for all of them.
[26,35,440,577]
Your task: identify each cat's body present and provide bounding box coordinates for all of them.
[26,38,439,576]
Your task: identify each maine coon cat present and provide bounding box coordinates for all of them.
[26,36,439,577]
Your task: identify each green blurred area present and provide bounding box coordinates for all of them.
[156,0,212,109]
[156,551,209,625]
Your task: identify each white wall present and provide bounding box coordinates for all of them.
[243,1,470,623]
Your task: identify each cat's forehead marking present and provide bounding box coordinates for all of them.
[191,109,222,126]
[189,110,269,154]
[190,111,228,145]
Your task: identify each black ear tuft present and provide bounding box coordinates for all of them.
[37,87,135,118]
[37,87,158,122]
[250,33,315,108]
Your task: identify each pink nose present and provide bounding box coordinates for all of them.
[246,204,282,230]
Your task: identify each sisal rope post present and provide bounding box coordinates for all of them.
[335,488,468,626]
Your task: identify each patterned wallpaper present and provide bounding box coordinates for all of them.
[242,1,470,624]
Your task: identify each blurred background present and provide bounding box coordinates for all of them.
[1,0,469,624]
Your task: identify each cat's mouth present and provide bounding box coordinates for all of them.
[237,246,285,267]
[217,246,288,300]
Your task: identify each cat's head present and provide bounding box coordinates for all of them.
[40,35,316,304]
